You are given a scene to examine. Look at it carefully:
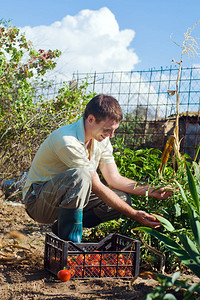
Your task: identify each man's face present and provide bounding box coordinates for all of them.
[90,116,120,142]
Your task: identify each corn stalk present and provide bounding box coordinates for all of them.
[160,21,200,175]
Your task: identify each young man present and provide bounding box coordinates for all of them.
[23,94,172,243]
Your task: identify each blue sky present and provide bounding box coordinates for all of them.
[1,0,200,77]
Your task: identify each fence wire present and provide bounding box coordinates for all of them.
[35,67,200,159]
[74,67,200,117]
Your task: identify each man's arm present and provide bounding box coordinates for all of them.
[99,162,172,199]
[90,170,161,228]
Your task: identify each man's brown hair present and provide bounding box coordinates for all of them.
[83,94,123,123]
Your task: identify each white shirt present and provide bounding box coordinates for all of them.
[22,118,115,198]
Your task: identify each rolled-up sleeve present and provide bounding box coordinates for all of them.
[99,138,115,165]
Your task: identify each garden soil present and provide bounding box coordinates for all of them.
[0,191,199,300]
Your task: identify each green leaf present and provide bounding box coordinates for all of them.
[134,227,200,277]
[193,162,200,211]
[134,227,188,259]
[124,148,134,154]
[186,203,200,251]
[186,162,200,213]
[187,281,200,293]
[163,293,177,300]
[171,271,181,284]
[156,271,199,291]
[134,149,145,155]
[178,232,200,264]
[153,214,175,232]
[175,180,189,205]
[174,203,181,217]
[193,162,200,181]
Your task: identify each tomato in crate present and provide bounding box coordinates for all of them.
[44,233,141,279]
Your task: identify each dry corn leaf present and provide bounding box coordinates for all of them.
[159,135,175,174]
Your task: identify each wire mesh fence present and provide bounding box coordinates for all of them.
[73,67,200,159]
[74,67,200,116]
[35,66,200,159]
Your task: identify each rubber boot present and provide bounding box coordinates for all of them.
[83,209,102,228]
[57,207,83,243]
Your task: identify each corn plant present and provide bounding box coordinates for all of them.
[134,161,200,278]
[160,20,200,175]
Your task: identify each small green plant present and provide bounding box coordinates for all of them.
[113,140,163,182]
[134,161,200,278]
[142,271,200,300]
[90,142,192,270]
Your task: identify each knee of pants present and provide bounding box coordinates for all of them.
[24,168,92,224]
[59,167,92,209]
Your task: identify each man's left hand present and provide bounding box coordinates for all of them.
[148,186,173,200]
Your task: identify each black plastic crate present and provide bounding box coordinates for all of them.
[44,232,141,279]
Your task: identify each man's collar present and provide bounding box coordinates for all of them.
[76,118,85,144]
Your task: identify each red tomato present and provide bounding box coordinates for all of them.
[57,269,71,282]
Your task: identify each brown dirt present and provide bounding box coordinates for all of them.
[0,193,199,300]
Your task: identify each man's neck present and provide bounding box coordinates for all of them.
[85,139,92,148]
[84,118,92,145]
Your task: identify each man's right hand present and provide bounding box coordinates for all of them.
[133,210,161,228]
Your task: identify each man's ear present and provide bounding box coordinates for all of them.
[87,114,96,124]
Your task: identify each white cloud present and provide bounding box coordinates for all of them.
[20,7,139,80]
